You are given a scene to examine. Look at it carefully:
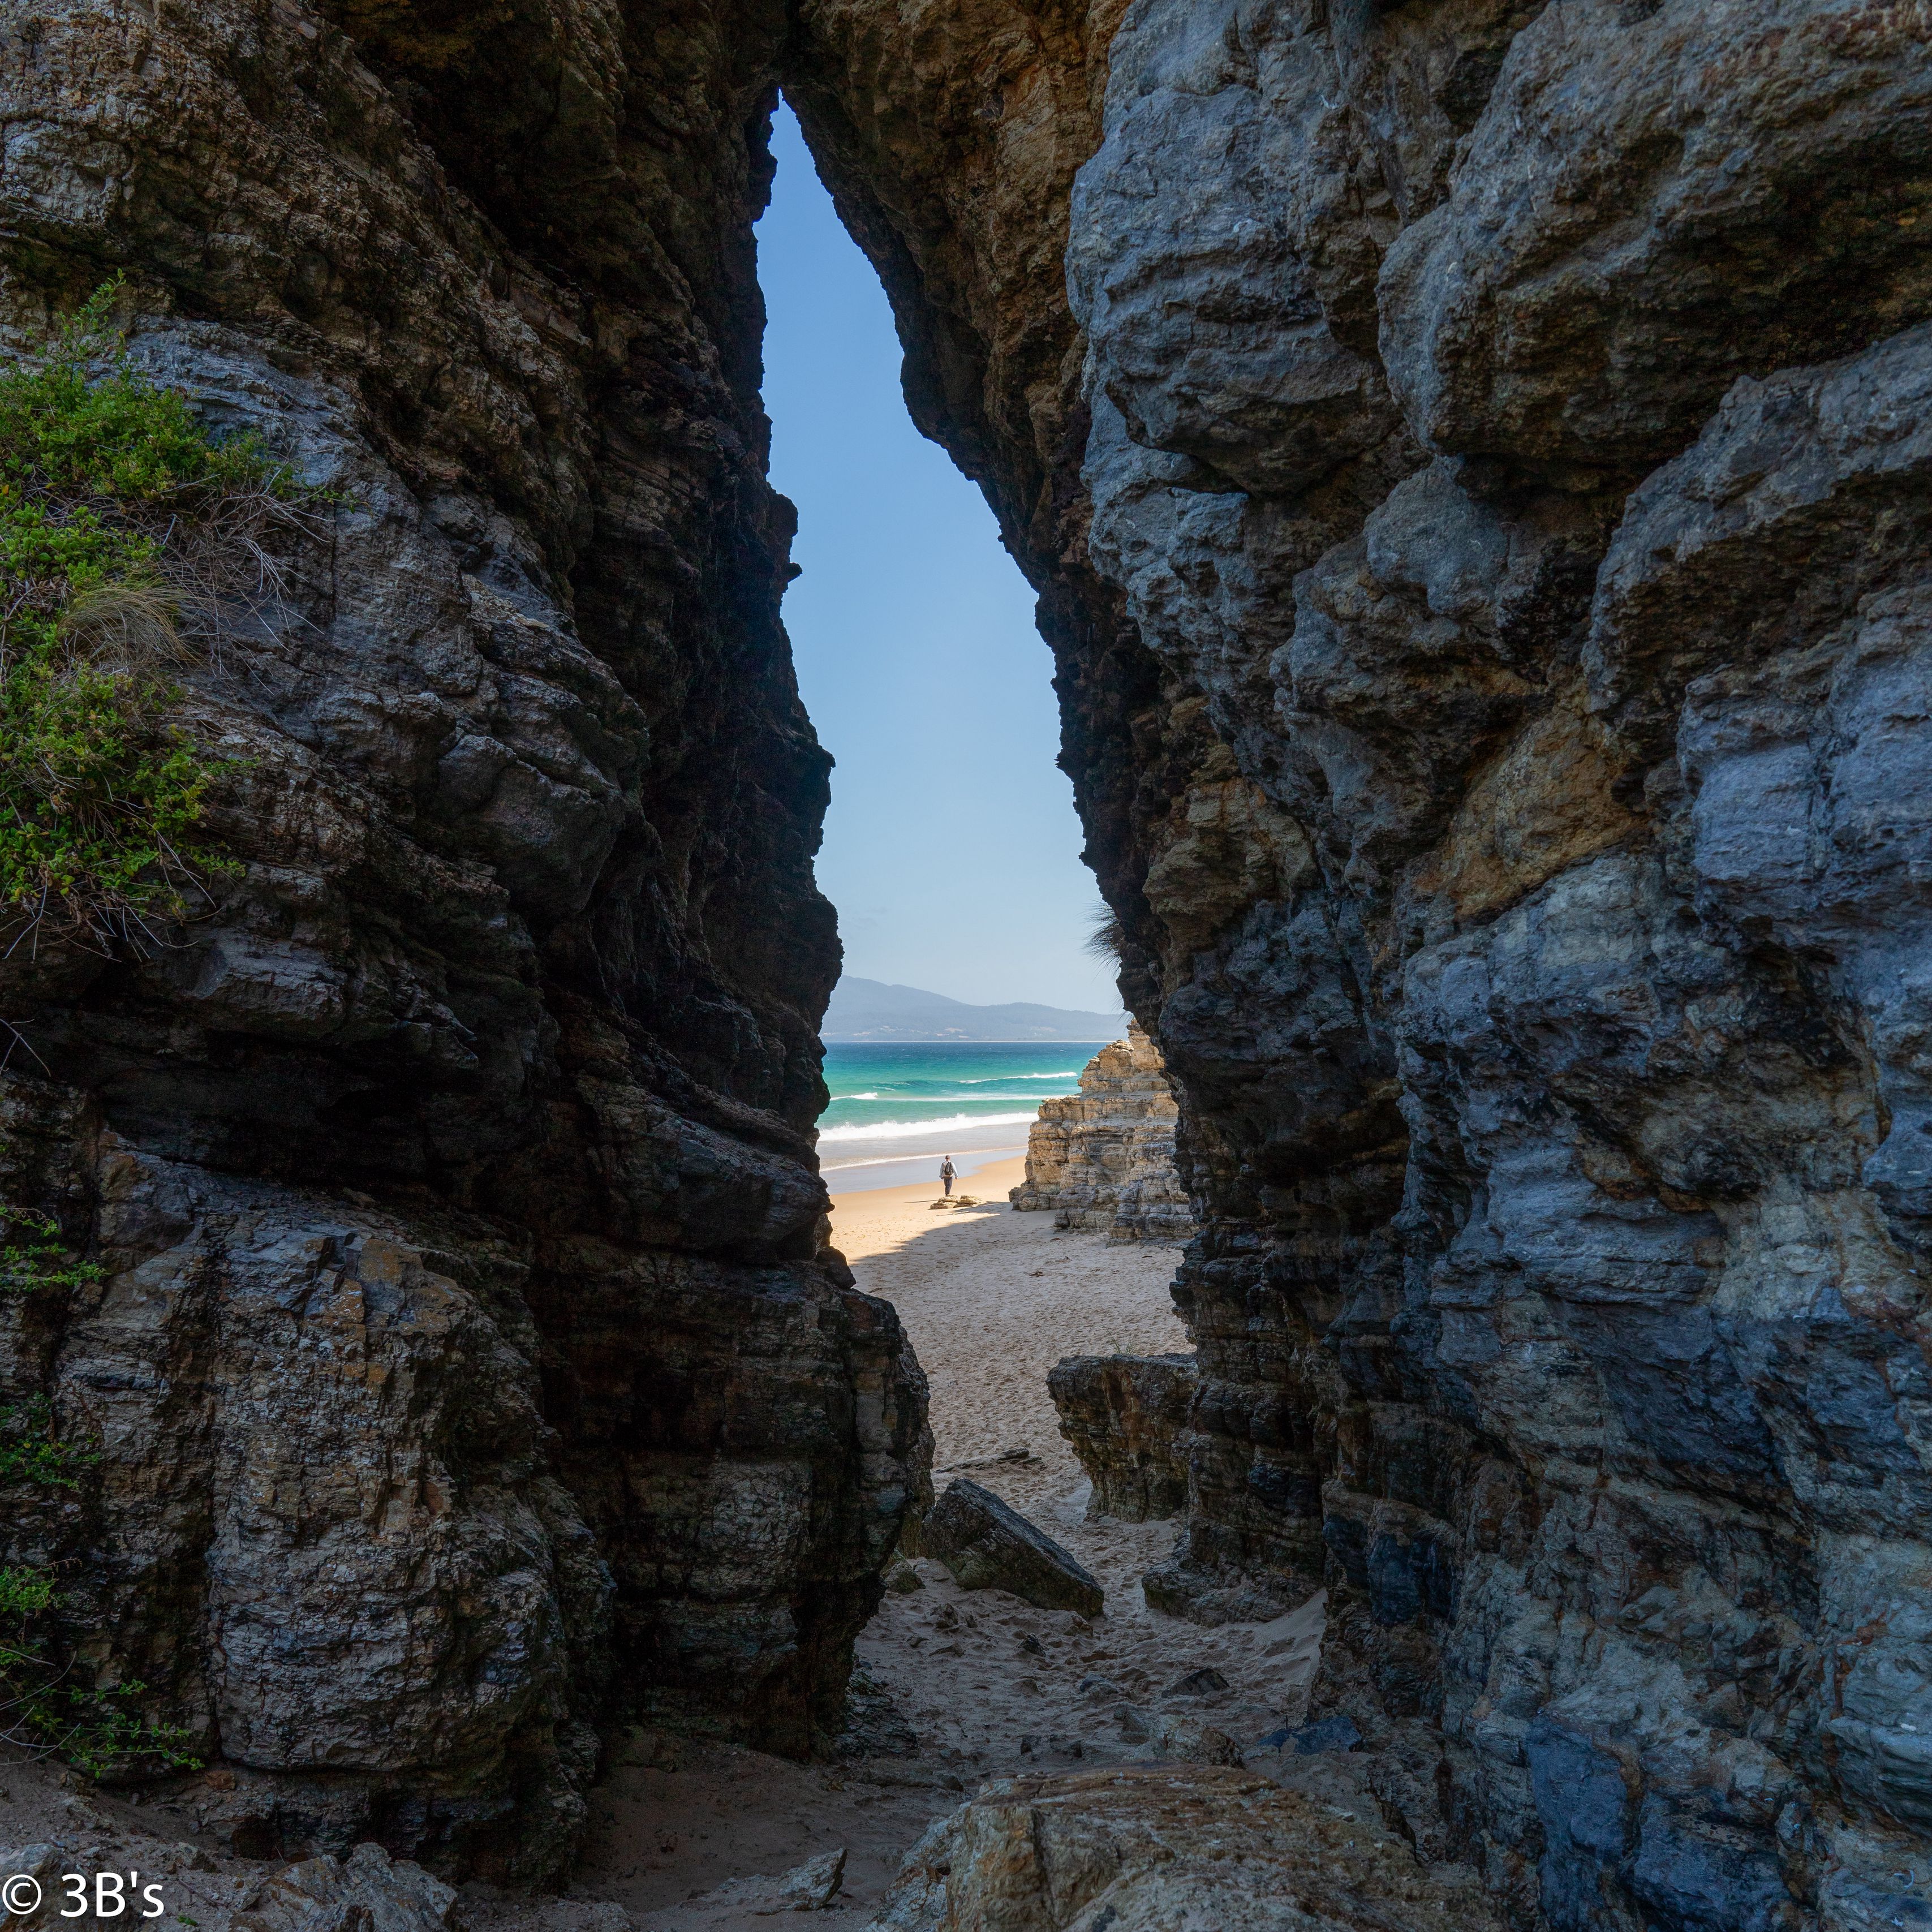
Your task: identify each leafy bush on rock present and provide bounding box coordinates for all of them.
[0,278,315,953]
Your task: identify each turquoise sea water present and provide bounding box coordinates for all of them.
[817,1042,1108,1192]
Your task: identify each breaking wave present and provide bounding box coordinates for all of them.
[817,1111,1039,1143]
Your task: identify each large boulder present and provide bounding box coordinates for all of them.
[1048,1353,1196,1522]
[922,1479,1104,1617]
[859,1766,1505,1932]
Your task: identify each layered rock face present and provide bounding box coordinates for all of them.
[0,0,924,1882]
[786,1,1932,1926]
[1008,1023,1194,1240]
[15,1,1932,1925]
[1047,1352,1194,1522]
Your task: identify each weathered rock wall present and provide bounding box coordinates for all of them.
[0,0,924,1883]
[786,2,1932,1926]
[1009,1022,1194,1241]
[15,0,1932,1922]
[1047,1351,1194,1522]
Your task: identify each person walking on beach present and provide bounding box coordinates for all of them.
[940,1155,956,1198]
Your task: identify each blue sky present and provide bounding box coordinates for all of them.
[756,103,1121,1016]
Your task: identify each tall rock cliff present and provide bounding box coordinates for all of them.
[0,0,925,1883]
[10,2,1932,1926]
[1009,1022,1195,1241]
[788,2,1932,1926]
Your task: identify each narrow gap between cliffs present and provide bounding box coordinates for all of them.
[548,101,1329,1932]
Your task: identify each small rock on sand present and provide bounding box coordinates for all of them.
[760,1848,846,1913]
[1165,1666,1229,1698]
[700,1847,848,1916]
[1290,1712,1364,1755]
[923,1478,1104,1617]
[1115,1708,1243,1765]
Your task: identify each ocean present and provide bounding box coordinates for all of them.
[817,1041,1107,1194]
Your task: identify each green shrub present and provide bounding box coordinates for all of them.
[0,284,266,1776]
[0,1395,97,1488]
[0,1563,54,1615]
[0,1206,104,1299]
[0,1561,199,1777]
[0,1386,196,1774]
[0,278,312,952]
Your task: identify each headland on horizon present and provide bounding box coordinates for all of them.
[823,975,1125,1043]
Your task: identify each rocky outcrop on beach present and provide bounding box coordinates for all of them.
[1008,1025,1193,1242]
[0,0,924,1882]
[1047,1352,1194,1523]
[0,1836,465,1932]
[0,1746,485,1932]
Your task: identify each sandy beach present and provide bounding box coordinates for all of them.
[816,1139,1029,1195]
[825,1157,1187,1484]
[496,1165,1337,1931]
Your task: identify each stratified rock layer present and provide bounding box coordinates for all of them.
[11,2,1932,1926]
[1009,1025,1194,1242]
[0,0,923,1882]
[1047,1352,1194,1522]
[786,2,1932,1925]
[860,1765,1506,1932]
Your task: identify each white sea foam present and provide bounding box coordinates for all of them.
[962,1072,1082,1082]
[831,1094,1042,1106]
[817,1111,1039,1143]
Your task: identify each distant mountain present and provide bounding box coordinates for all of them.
[822,977,1126,1043]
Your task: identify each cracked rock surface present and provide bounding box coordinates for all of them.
[0,0,923,1884]
[9,0,1932,1926]
[788,0,1932,1925]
